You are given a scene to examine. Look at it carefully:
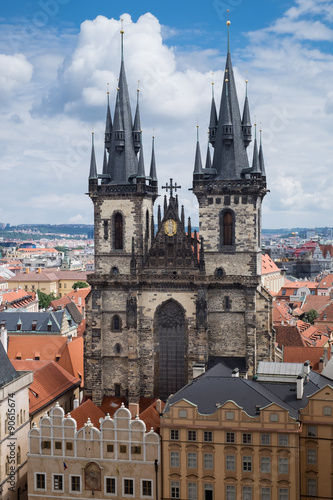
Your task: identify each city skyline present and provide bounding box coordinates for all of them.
[1,0,333,228]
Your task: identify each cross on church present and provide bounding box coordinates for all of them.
[161,178,181,198]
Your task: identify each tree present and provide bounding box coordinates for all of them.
[37,290,58,309]
[72,281,89,290]
[304,309,319,325]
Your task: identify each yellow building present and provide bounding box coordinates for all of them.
[8,269,90,297]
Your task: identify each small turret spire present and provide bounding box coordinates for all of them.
[149,135,157,182]
[209,76,218,146]
[105,84,112,151]
[133,84,141,154]
[242,78,252,148]
[89,132,97,179]
[251,123,261,175]
[259,128,266,177]
[137,131,145,178]
[193,125,203,175]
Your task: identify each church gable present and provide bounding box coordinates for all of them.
[144,191,200,271]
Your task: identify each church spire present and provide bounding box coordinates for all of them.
[133,85,141,154]
[209,78,218,146]
[205,137,212,170]
[193,125,203,175]
[251,124,261,175]
[259,128,266,177]
[137,132,145,178]
[242,79,252,148]
[211,19,250,179]
[105,22,138,184]
[149,135,157,184]
[105,86,112,151]
[89,132,97,179]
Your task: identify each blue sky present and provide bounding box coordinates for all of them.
[1,0,333,229]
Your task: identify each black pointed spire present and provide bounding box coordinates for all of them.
[211,19,250,180]
[181,205,185,230]
[242,79,252,148]
[187,217,192,244]
[209,80,218,146]
[149,135,157,183]
[251,124,261,175]
[151,214,155,239]
[137,132,145,178]
[157,205,162,228]
[105,87,112,151]
[133,86,141,154]
[205,138,212,170]
[193,125,203,176]
[259,128,266,178]
[89,132,97,179]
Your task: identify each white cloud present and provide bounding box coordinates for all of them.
[0,53,33,97]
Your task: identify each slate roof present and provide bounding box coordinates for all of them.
[0,341,19,388]
[164,360,333,420]
[0,309,78,334]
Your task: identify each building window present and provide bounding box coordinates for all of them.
[66,442,73,451]
[179,409,187,418]
[270,413,279,422]
[170,451,180,468]
[106,477,116,494]
[307,448,317,464]
[261,487,271,500]
[112,315,121,331]
[226,454,236,471]
[225,296,231,310]
[114,213,123,250]
[170,429,179,440]
[114,383,121,396]
[226,485,236,500]
[120,445,127,453]
[107,444,114,453]
[171,481,180,498]
[142,479,152,497]
[70,475,81,493]
[42,440,51,449]
[221,210,235,247]
[55,441,62,450]
[203,453,213,469]
[204,483,213,500]
[226,432,235,443]
[261,456,270,473]
[36,473,46,490]
[104,220,109,240]
[307,478,317,496]
[307,426,317,437]
[188,482,197,500]
[278,434,288,446]
[146,210,150,240]
[226,410,234,419]
[188,430,197,441]
[243,456,252,472]
[279,488,289,500]
[323,405,332,416]
[204,431,213,442]
[242,433,252,444]
[242,486,252,500]
[123,478,134,496]
[278,457,289,474]
[261,434,270,445]
[188,452,197,468]
[131,445,141,454]
[53,474,63,492]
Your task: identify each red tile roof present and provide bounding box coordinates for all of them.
[69,399,105,430]
[302,295,332,313]
[275,325,307,348]
[139,399,165,434]
[99,396,126,416]
[261,254,280,275]
[57,337,83,386]
[24,361,80,414]
[8,335,69,361]
[283,346,331,372]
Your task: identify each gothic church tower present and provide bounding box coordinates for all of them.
[84,22,274,406]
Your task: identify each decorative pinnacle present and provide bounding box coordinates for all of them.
[107,82,109,95]
[226,10,231,52]
[197,123,199,141]
[254,122,257,139]
[120,19,124,61]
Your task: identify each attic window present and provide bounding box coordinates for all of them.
[32,321,37,331]
[34,352,40,360]
[47,323,52,332]
[0,320,5,328]
[17,322,22,331]
[16,353,22,360]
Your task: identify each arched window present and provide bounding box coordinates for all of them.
[114,213,123,250]
[112,315,121,331]
[220,210,235,247]
[114,343,121,354]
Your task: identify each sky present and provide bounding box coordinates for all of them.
[1,0,333,229]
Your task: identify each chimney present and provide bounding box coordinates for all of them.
[156,399,162,414]
[297,375,304,399]
[129,403,139,419]
[25,268,29,274]
[0,327,7,353]
[73,399,79,409]
[78,297,82,306]
[304,361,310,375]
[318,357,324,372]
[192,362,205,379]
[232,368,239,378]
[38,267,41,274]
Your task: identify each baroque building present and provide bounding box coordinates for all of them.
[84,23,274,405]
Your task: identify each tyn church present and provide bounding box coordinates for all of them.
[84,25,274,405]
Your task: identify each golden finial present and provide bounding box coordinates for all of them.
[153,128,155,138]
[225,78,229,82]
[226,9,230,25]
[120,18,124,34]
[226,10,231,52]
[137,80,140,91]
[107,82,109,95]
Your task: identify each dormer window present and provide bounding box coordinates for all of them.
[32,321,37,331]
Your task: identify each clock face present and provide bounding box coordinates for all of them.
[164,219,177,236]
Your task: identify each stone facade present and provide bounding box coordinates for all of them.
[84,29,274,405]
